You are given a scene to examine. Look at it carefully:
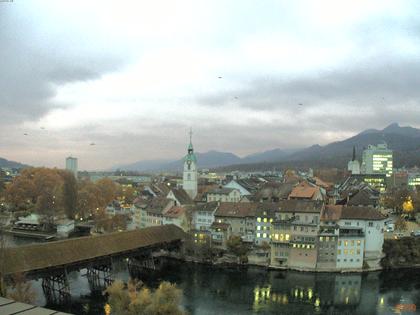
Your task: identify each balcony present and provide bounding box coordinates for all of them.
[339,228,364,237]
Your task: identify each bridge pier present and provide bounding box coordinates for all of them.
[41,272,71,304]
[127,256,162,279]
[87,264,113,292]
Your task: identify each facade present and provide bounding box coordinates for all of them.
[192,202,218,231]
[182,131,198,200]
[408,172,420,189]
[255,205,276,245]
[361,144,393,177]
[214,202,257,243]
[162,206,189,231]
[206,188,241,203]
[270,202,385,271]
[65,156,78,177]
[270,200,324,269]
[288,182,323,201]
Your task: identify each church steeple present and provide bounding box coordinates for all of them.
[352,146,356,161]
[183,128,198,199]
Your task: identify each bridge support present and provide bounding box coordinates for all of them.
[127,256,162,279]
[87,264,113,291]
[42,272,71,304]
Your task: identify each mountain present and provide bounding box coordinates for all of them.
[0,157,28,169]
[116,123,420,172]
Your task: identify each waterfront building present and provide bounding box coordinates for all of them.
[209,221,231,248]
[65,156,78,177]
[361,143,393,177]
[182,130,198,200]
[214,202,257,244]
[206,187,241,203]
[347,146,361,175]
[192,202,219,231]
[270,200,324,269]
[255,204,276,245]
[133,197,174,228]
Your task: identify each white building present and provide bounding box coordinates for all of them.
[193,202,219,231]
[335,206,386,270]
[361,144,393,177]
[206,188,241,203]
[223,180,252,196]
[65,156,78,177]
[182,130,198,200]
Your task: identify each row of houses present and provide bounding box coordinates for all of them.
[131,185,386,272]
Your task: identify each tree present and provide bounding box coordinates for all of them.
[6,273,36,304]
[227,235,250,263]
[0,224,7,297]
[96,178,118,206]
[77,180,106,220]
[106,279,185,315]
[59,170,78,219]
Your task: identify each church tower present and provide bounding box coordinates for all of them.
[347,146,361,175]
[182,129,198,199]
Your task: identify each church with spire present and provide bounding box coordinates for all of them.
[347,146,361,175]
[182,129,198,199]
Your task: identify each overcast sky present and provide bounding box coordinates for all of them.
[1,0,420,170]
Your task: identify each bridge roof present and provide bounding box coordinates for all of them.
[3,224,186,276]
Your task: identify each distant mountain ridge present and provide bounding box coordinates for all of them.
[115,123,420,172]
[0,157,28,169]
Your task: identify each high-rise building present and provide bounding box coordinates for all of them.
[361,143,393,177]
[65,156,78,178]
[182,129,198,199]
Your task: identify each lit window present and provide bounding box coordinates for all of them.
[263,233,267,238]
[263,218,267,223]
[326,236,330,242]
[257,217,261,222]
[257,226,261,231]
[274,233,279,240]
[337,250,341,255]
[270,218,273,223]
[344,249,348,255]
[350,249,354,255]
[285,234,290,241]
[320,237,324,242]
[357,240,361,246]
[344,241,348,246]
[279,234,284,241]
[257,233,261,238]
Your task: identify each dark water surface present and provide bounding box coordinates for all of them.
[6,236,420,315]
[27,259,419,315]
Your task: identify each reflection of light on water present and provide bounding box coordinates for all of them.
[380,297,384,305]
[308,288,313,300]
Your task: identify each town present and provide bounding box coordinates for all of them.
[1,135,419,278]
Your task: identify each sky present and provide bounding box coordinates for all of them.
[1,0,420,170]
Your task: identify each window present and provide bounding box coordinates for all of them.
[326,236,330,242]
[285,234,290,241]
[337,249,341,255]
[263,233,267,238]
[187,174,191,180]
[320,237,324,242]
[356,249,361,255]
[257,226,261,230]
[350,249,354,255]
[338,240,342,246]
[368,222,373,227]
[257,217,261,222]
[263,218,267,223]
[357,240,361,246]
[257,233,261,238]
[344,241,348,246]
[344,249,348,255]
[350,240,355,246]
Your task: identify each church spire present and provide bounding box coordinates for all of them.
[188,127,194,154]
[352,146,356,161]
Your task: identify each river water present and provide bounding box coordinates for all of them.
[6,236,420,315]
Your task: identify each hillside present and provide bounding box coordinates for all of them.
[0,157,28,169]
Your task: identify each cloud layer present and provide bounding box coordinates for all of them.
[1,0,420,170]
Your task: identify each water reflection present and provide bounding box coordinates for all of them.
[18,258,420,314]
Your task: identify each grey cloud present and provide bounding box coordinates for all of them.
[0,7,125,124]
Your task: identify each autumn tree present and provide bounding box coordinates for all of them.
[0,224,7,297]
[106,279,185,315]
[96,178,118,206]
[59,170,78,219]
[7,273,36,304]
[77,180,106,220]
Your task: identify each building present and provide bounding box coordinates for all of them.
[182,130,198,200]
[288,181,324,201]
[408,171,420,189]
[162,206,189,231]
[214,202,257,244]
[361,143,393,177]
[192,202,219,231]
[167,188,193,206]
[65,156,78,177]
[223,180,252,196]
[347,146,361,175]
[255,204,277,245]
[206,188,241,203]
[270,200,324,269]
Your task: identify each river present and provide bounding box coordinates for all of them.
[5,236,420,315]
